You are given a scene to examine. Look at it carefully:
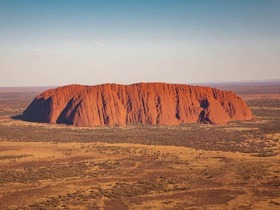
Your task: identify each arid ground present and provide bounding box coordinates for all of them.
[0,83,279,210]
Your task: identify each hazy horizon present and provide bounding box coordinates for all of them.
[1,0,280,86]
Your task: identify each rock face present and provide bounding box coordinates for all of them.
[22,83,252,126]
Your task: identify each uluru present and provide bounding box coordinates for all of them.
[22,83,252,126]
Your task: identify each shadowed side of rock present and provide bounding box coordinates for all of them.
[22,83,253,126]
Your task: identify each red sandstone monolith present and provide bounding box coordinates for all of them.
[22,83,252,126]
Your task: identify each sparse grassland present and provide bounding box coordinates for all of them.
[0,85,280,209]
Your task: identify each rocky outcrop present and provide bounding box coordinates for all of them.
[22,83,252,126]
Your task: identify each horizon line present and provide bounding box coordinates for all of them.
[0,78,280,88]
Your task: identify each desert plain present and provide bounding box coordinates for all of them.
[0,82,279,210]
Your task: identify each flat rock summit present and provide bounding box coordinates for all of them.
[22,83,252,126]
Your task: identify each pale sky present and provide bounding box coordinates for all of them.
[0,0,279,86]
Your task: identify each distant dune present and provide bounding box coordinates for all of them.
[22,83,252,126]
